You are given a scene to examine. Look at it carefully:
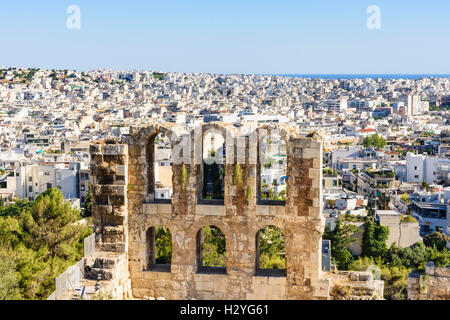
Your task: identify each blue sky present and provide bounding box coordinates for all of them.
[1,0,450,74]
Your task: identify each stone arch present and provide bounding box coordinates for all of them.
[131,123,180,147]
[253,219,286,235]
[133,124,180,202]
[196,123,237,203]
[255,124,297,144]
[200,122,236,142]
[254,223,287,276]
[145,223,173,272]
[188,216,233,249]
[254,125,295,204]
[187,216,233,273]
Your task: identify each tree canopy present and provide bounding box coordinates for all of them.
[258,226,286,269]
[201,226,227,267]
[324,219,450,300]
[0,188,92,300]
[323,219,359,270]
[363,134,387,149]
[361,220,389,258]
[423,232,449,251]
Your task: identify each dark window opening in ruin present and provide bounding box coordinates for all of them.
[201,131,225,203]
[258,133,287,205]
[146,226,172,273]
[196,225,227,274]
[147,133,173,203]
[255,225,286,277]
[100,175,114,185]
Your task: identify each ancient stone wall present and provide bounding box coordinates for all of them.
[408,262,450,300]
[90,123,382,300]
[89,142,131,299]
[327,271,384,300]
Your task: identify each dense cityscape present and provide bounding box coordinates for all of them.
[0,67,449,300]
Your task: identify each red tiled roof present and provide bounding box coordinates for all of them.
[360,128,376,133]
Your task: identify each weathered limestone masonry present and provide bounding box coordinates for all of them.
[88,141,132,299]
[90,122,383,300]
[408,262,450,300]
[328,271,384,300]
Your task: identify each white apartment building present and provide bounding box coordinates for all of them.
[325,99,348,113]
[349,99,377,110]
[406,152,450,185]
[0,157,81,200]
[407,95,429,118]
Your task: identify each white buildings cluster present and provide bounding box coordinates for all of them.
[1,67,450,237]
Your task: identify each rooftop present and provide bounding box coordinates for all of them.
[375,210,400,216]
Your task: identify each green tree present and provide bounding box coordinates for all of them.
[0,249,21,300]
[258,226,285,269]
[425,246,450,267]
[155,227,172,264]
[352,240,450,300]
[423,232,449,251]
[380,265,410,300]
[22,188,84,259]
[361,220,389,259]
[363,134,387,149]
[84,183,93,217]
[385,243,427,269]
[349,256,410,300]
[0,188,91,299]
[201,226,226,267]
[323,220,359,270]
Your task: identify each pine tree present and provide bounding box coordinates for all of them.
[84,183,93,217]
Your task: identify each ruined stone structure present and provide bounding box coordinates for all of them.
[88,122,383,300]
[408,262,450,300]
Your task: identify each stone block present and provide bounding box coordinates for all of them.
[116,165,127,176]
[196,205,210,216]
[210,206,225,216]
[256,205,270,216]
[142,272,158,280]
[157,272,172,280]
[302,147,320,159]
[158,204,172,215]
[102,144,128,155]
[143,203,158,215]
[268,277,285,285]
[252,277,268,285]
[308,168,320,179]
[213,277,227,293]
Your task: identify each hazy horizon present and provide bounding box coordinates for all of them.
[3,66,450,80]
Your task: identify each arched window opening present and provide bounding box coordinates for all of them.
[196,225,227,274]
[154,133,173,201]
[256,225,286,277]
[259,133,287,203]
[202,131,225,201]
[146,226,172,272]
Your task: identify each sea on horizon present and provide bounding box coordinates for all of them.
[272,74,450,80]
